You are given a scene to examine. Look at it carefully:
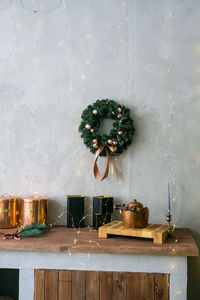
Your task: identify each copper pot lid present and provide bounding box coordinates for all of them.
[127,199,143,209]
[115,199,146,211]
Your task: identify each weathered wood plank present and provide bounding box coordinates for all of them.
[44,270,58,300]
[86,271,100,300]
[58,270,72,300]
[140,273,154,300]
[127,272,154,300]
[72,271,85,300]
[126,272,140,300]
[100,272,113,300]
[35,270,170,300]
[34,269,45,300]
[0,227,197,256]
[155,273,169,300]
[113,272,126,300]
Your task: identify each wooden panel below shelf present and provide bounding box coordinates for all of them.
[0,226,198,256]
[34,270,169,300]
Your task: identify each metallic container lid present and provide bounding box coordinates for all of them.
[93,196,113,198]
[66,195,85,198]
[127,199,143,208]
[0,195,17,202]
[22,196,48,202]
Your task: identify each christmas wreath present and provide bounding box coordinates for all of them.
[79,99,135,180]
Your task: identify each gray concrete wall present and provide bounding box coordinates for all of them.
[0,0,199,298]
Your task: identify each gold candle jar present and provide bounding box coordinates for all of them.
[21,196,48,226]
[0,196,19,228]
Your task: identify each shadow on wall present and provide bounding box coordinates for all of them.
[188,232,200,300]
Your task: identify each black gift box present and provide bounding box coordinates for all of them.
[93,196,113,214]
[93,213,112,230]
[66,195,85,228]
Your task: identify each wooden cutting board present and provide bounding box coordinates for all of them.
[98,221,173,244]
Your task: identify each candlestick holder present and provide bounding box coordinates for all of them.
[166,214,172,226]
[165,214,176,241]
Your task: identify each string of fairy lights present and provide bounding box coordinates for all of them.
[162,1,183,297]
[163,0,178,235]
[1,0,184,297]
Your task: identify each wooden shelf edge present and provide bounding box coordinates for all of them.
[0,227,198,257]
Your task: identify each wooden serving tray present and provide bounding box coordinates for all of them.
[98,221,173,244]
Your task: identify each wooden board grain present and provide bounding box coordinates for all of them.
[0,226,197,256]
[72,271,85,300]
[140,273,154,300]
[34,269,45,300]
[58,270,71,300]
[127,272,154,300]
[113,272,126,300]
[155,273,169,300]
[127,272,140,300]
[86,271,100,300]
[34,270,169,300]
[44,270,58,300]
[100,272,113,300]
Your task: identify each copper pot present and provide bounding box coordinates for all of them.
[20,196,48,226]
[118,199,149,229]
[0,196,19,228]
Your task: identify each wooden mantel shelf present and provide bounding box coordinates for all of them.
[0,226,198,256]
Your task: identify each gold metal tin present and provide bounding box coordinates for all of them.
[0,196,19,228]
[20,196,48,226]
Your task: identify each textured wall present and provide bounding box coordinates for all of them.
[0,0,199,298]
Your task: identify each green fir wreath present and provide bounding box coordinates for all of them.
[79,99,135,157]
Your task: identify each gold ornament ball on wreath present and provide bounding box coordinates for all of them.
[79,99,135,157]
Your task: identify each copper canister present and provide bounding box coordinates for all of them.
[21,196,48,226]
[0,196,19,228]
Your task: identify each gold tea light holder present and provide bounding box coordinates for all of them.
[20,194,48,226]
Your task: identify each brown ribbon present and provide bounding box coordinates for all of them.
[1,230,21,240]
[93,146,115,181]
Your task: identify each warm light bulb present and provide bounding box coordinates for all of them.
[68,86,74,91]
[81,74,86,80]
[171,264,175,270]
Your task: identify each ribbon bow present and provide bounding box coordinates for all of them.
[93,145,115,181]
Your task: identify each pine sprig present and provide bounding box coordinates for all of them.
[19,223,52,238]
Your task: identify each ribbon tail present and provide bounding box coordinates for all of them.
[110,154,115,180]
[101,148,115,181]
[101,148,110,181]
[93,146,104,181]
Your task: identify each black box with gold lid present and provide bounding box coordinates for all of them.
[93,196,113,214]
[66,195,85,228]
